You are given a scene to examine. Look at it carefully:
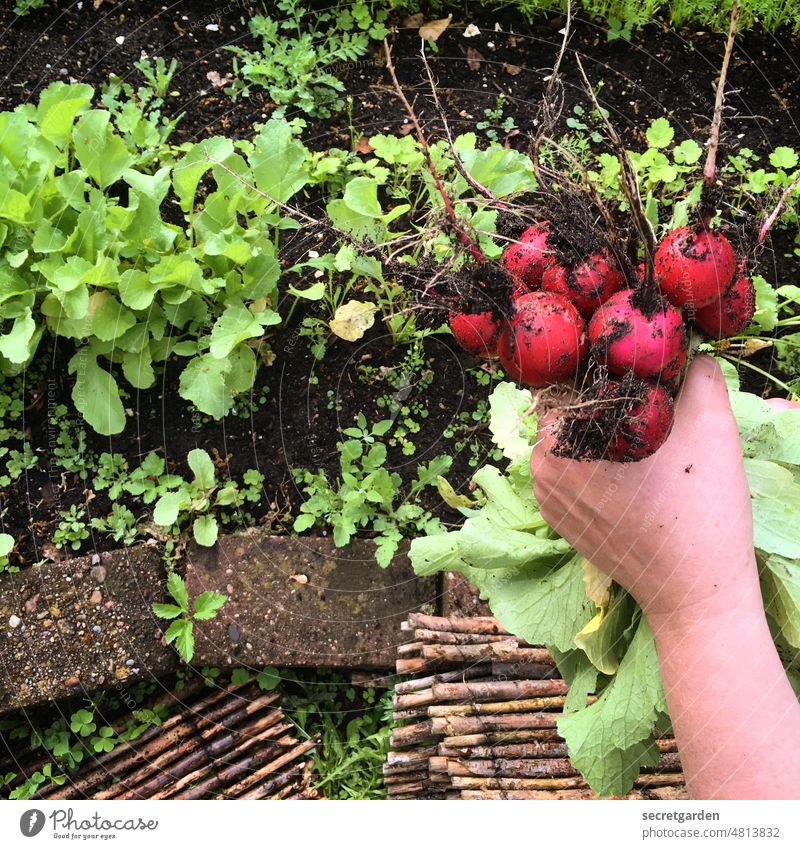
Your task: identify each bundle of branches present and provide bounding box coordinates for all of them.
[385,614,686,800]
[2,680,319,801]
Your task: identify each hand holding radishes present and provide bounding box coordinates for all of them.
[531,354,800,800]
[532,356,757,619]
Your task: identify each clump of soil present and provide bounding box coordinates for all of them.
[553,371,648,461]
[541,187,614,269]
[411,256,516,326]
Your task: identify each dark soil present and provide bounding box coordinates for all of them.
[0,1,798,567]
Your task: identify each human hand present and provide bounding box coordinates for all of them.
[530,356,760,631]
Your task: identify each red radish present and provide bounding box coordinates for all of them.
[604,379,675,462]
[653,226,736,309]
[497,291,587,387]
[554,375,675,462]
[589,290,687,380]
[541,250,624,317]
[449,310,503,358]
[502,224,551,296]
[694,271,755,338]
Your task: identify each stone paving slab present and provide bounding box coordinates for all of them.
[0,545,175,713]
[0,534,439,712]
[185,533,438,669]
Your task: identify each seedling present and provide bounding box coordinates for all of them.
[152,572,227,663]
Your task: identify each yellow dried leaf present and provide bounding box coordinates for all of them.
[329,300,378,341]
[419,15,452,42]
[436,476,477,509]
[581,558,612,609]
[574,609,620,675]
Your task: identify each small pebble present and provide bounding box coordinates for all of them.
[206,23,219,32]
[91,553,101,565]
[125,659,135,667]
[89,590,103,605]
[92,625,101,634]
[115,36,125,45]
[91,565,106,583]
[8,615,21,629]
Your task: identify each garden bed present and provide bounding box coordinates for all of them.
[0,1,798,568]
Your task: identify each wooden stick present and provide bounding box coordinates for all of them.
[383,762,431,777]
[421,643,553,665]
[406,614,512,635]
[704,0,740,186]
[390,720,436,748]
[634,772,686,788]
[386,746,438,767]
[427,696,567,717]
[431,679,567,702]
[386,779,425,795]
[135,720,293,799]
[640,753,683,774]
[442,729,563,747]
[396,657,429,676]
[656,738,679,754]
[458,788,678,800]
[460,789,598,800]
[237,762,305,800]
[383,771,429,786]
[642,786,691,800]
[451,775,587,790]
[413,628,525,647]
[393,689,435,711]
[438,741,568,760]
[265,777,303,801]
[155,730,297,800]
[393,708,431,721]
[432,714,559,736]
[397,641,424,657]
[491,661,561,680]
[393,666,492,695]
[447,757,579,779]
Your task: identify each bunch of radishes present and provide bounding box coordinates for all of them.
[443,0,766,463]
[447,218,755,462]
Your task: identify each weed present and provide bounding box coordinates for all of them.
[292,413,451,566]
[152,572,227,663]
[226,0,388,118]
[53,505,89,551]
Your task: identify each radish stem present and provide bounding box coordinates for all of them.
[703,0,740,187]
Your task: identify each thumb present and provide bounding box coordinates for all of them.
[530,410,561,475]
